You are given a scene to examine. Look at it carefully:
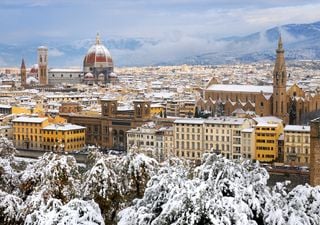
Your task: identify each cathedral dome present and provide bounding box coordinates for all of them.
[83,33,113,68]
[29,64,38,75]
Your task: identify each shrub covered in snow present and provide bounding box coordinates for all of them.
[25,198,104,225]
[0,136,17,159]
[0,190,23,225]
[19,153,81,203]
[1,146,320,225]
[118,154,320,225]
[83,152,158,224]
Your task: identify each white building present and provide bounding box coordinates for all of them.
[174,117,254,161]
[48,68,83,86]
[127,122,173,161]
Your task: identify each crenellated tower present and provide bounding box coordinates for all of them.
[272,36,288,124]
[20,58,27,87]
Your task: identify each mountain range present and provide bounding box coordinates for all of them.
[2,21,320,67]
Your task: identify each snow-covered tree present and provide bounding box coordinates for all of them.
[25,198,104,225]
[0,190,23,225]
[118,154,270,225]
[0,138,20,193]
[83,152,158,224]
[0,136,17,159]
[264,184,320,225]
[19,153,81,204]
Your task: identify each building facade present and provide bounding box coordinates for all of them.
[12,117,49,150]
[310,117,320,186]
[48,69,82,86]
[284,125,310,166]
[255,122,283,162]
[41,124,86,152]
[62,99,152,150]
[174,117,254,161]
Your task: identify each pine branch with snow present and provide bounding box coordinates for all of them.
[19,153,81,204]
[25,198,105,225]
[0,136,17,159]
[83,152,158,224]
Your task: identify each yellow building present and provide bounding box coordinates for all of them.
[284,125,310,166]
[12,104,44,115]
[255,121,283,162]
[150,104,164,117]
[12,116,49,150]
[12,116,85,152]
[41,124,86,152]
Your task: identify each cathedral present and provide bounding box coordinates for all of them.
[197,36,320,125]
[20,33,116,87]
[83,33,115,84]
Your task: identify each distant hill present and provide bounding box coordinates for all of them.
[181,21,320,65]
[2,21,320,67]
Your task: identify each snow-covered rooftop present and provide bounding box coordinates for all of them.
[207,84,273,93]
[174,117,248,125]
[43,124,86,131]
[49,68,82,73]
[284,125,310,132]
[174,118,204,125]
[12,116,47,123]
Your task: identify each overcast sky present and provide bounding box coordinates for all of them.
[1,0,320,44]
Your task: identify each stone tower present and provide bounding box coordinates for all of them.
[101,99,118,117]
[38,46,48,85]
[133,100,151,119]
[310,117,320,186]
[20,58,27,87]
[272,36,288,124]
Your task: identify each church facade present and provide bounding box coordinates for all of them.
[197,37,320,125]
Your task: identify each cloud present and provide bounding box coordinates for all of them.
[49,48,64,57]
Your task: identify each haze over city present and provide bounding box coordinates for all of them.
[1,0,320,67]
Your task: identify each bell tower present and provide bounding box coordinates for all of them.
[272,35,288,123]
[38,46,48,85]
[20,58,27,87]
[134,100,151,119]
[101,99,118,117]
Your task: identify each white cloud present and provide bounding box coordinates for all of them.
[49,48,64,57]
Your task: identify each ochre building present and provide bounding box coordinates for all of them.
[61,99,152,150]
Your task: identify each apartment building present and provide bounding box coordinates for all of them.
[241,128,255,160]
[174,117,254,161]
[12,116,85,152]
[255,122,283,162]
[284,125,310,166]
[41,124,86,152]
[12,116,49,150]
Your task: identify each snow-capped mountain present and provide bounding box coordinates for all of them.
[2,21,320,67]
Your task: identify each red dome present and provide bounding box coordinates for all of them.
[29,64,38,75]
[83,33,113,68]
